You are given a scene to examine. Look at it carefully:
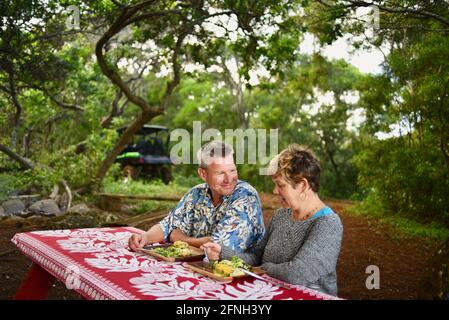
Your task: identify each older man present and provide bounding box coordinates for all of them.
[128,141,265,252]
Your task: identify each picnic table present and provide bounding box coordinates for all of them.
[11,227,339,300]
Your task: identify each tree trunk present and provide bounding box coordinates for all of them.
[0,143,35,170]
[326,148,340,179]
[222,58,249,130]
[22,129,32,158]
[438,79,449,176]
[101,89,123,128]
[93,111,154,189]
[92,2,186,190]
[440,136,449,176]
[8,69,22,151]
[321,138,340,180]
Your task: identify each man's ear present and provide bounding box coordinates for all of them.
[197,167,207,182]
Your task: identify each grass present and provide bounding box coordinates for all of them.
[346,201,449,242]
[102,179,189,197]
[125,200,177,215]
[101,178,191,215]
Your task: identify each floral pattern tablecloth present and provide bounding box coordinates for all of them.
[12,227,339,300]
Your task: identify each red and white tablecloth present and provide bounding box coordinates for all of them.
[12,227,339,300]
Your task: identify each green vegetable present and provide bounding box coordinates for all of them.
[211,256,251,276]
[230,256,251,270]
[152,242,192,257]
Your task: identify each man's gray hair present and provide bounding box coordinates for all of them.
[197,141,234,169]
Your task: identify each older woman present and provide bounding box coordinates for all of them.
[202,144,343,296]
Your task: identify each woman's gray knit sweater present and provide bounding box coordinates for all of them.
[221,207,343,296]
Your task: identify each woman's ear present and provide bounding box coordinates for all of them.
[295,178,309,193]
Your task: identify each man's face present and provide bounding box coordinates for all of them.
[198,156,238,196]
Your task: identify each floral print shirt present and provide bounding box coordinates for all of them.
[159,180,265,252]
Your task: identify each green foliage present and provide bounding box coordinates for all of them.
[354,134,449,223]
[237,163,275,193]
[351,25,449,225]
[348,200,449,241]
[101,178,188,198]
[101,178,188,214]
[0,173,23,202]
[1,0,448,236]
[172,172,203,189]
[303,0,449,224]
[158,52,364,197]
[129,200,175,215]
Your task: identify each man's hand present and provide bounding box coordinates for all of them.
[201,242,222,261]
[128,232,150,251]
[128,225,165,251]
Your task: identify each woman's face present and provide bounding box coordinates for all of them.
[272,175,301,208]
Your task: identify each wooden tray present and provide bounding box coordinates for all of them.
[135,244,205,262]
[185,261,265,282]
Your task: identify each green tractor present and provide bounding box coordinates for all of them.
[115,125,173,184]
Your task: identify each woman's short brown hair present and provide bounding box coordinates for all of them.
[269,144,321,192]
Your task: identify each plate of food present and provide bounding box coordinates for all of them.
[135,240,205,262]
[186,256,265,282]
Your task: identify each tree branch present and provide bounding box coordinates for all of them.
[0,84,11,94]
[33,29,102,41]
[110,0,126,8]
[95,4,154,114]
[62,179,72,211]
[19,84,84,112]
[158,29,187,113]
[157,10,235,113]
[123,9,183,28]
[39,87,84,112]
[22,112,69,157]
[7,68,23,150]
[221,58,247,129]
[0,143,35,170]
[101,89,123,128]
[346,0,449,27]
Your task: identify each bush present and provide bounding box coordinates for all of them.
[0,173,23,202]
[348,199,449,241]
[172,171,203,188]
[354,134,449,224]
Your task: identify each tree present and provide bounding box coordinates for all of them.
[311,0,449,219]
[0,0,89,153]
[248,53,362,197]
[90,0,306,189]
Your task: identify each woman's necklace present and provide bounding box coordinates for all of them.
[294,204,325,221]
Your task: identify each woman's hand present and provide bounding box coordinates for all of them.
[200,242,222,261]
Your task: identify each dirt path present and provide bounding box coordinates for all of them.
[0,194,440,299]
[260,194,439,299]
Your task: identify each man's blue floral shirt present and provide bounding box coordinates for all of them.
[159,180,265,252]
